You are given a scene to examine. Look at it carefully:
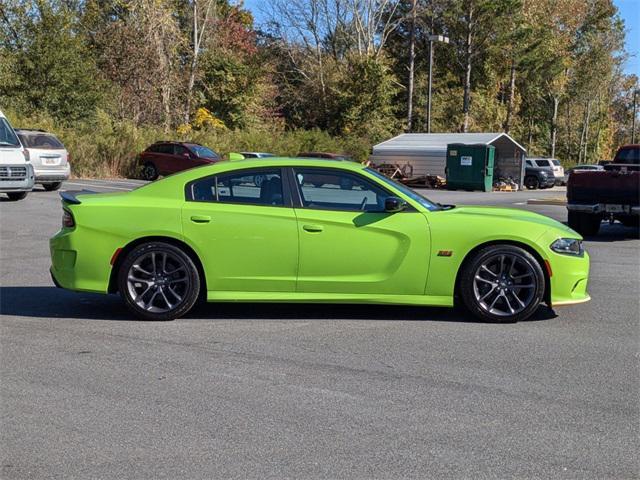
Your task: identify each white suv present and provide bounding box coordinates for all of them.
[15,129,70,191]
[0,110,34,200]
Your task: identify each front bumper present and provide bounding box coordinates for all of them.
[546,247,590,307]
[34,164,70,183]
[0,164,35,192]
[541,177,556,188]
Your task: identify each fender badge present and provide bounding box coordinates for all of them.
[438,250,453,257]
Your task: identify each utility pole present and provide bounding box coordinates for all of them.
[406,0,417,132]
[632,89,639,144]
[426,34,449,133]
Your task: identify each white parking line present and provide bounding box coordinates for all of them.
[63,182,132,191]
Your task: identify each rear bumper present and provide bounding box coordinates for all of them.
[567,203,639,215]
[34,164,70,182]
[0,164,35,192]
[50,228,111,293]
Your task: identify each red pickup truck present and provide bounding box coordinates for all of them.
[567,145,639,236]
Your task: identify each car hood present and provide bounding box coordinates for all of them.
[0,148,27,165]
[442,205,578,237]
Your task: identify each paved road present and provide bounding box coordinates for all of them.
[1,180,638,479]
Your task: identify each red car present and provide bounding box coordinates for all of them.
[138,141,220,180]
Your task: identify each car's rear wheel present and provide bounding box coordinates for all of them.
[142,162,159,181]
[459,245,545,323]
[43,182,62,191]
[118,242,200,321]
[524,176,539,190]
[6,192,27,201]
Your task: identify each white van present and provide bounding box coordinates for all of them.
[0,110,35,200]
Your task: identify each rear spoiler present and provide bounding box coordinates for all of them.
[60,190,97,205]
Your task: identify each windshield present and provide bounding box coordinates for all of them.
[17,132,64,149]
[0,118,21,147]
[190,145,219,159]
[365,167,442,211]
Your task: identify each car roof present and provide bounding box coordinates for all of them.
[179,157,364,174]
[15,128,53,135]
[153,140,202,146]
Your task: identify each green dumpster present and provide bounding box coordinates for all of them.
[445,143,495,192]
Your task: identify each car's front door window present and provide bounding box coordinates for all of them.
[293,168,390,212]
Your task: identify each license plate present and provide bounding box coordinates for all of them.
[43,157,59,165]
[605,204,624,213]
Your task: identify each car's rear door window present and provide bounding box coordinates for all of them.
[188,169,285,206]
[156,144,173,154]
[293,168,390,212]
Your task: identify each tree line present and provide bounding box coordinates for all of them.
[0,0,637,169]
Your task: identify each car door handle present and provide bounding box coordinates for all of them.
[303,224,324,233]
[190,215,211,223]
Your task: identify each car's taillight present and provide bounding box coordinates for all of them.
[62,209,75,228]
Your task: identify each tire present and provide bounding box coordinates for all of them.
[6,192,27,201]
[43,182,62,191]
[568,211,601,236]
[524,176,539,190]
[117,242,201,321]
[141,162,159,181]
[620,216,639,229]
[458,245,545,323]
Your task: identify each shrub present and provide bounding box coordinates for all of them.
[4,108,377,178]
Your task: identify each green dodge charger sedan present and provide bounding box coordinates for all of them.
[50,158,590,322]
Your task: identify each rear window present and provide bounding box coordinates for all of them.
[615,147,640,164]
[18,132,64,149]
[551,159,561,166]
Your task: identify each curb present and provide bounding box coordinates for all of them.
[527,198,566,206]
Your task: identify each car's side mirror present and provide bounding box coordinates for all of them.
[384,196,407,213]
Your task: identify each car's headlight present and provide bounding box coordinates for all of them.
[550,238,583,256]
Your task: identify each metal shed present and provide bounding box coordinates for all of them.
[371,133,527,186]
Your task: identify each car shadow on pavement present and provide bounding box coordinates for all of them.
[560,221,640,241]
[0,286,557,324]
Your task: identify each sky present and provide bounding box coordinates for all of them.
[243,0,639,77]
[614,0,639,76]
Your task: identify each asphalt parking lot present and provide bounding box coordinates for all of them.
[1,180,638,479]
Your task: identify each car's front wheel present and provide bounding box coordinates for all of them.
[118,242,201,321]
[6,192,28,201]
[459,245,545,323]
[524,176,539,190]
